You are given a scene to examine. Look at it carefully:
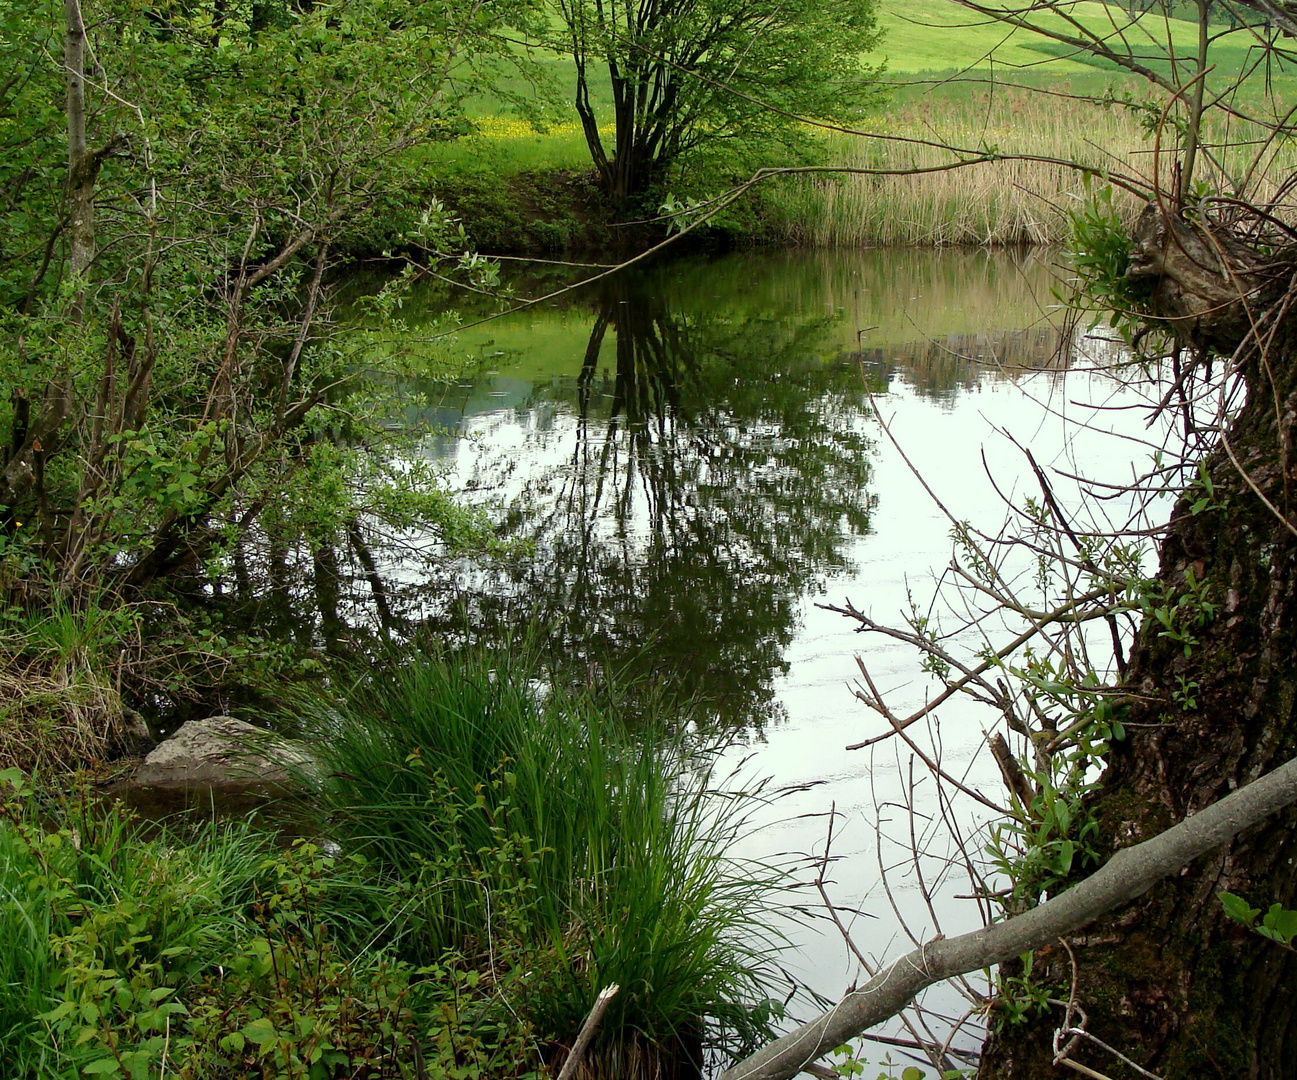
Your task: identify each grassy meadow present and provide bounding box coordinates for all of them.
[427,0,1297,247]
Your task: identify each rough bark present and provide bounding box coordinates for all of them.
[979,206,1297,1079]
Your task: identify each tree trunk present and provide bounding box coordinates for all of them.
[65,0,94,298]
[979,208,1297,1078]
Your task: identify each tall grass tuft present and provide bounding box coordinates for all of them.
[313,648,785,1079]
[0,598,140,773]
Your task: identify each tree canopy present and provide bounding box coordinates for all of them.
[0,0,538,597]
[547,0,884,205]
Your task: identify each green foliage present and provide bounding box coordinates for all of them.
[546,0,885,203]
[1187,461,1219,517]
[984,652,1122,912]
[1066,182,1155,335]
[1136,567,1219,658]
[313,647,785,1072]
[178,842,537,1080]
[992,952,1059,1030]
[1,0,537,616]
[0,767,545,1080]
[986,760,1104,913]
[0,770,267,1078]
[831,1043,933,1080]
[1219,893,1297,949]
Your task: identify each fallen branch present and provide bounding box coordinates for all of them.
[557,984,620,1080]
[718,754,1297,1080]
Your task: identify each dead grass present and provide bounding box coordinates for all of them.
[772,88,1297,246]
[0,598,146,774]
[0,652,131,773]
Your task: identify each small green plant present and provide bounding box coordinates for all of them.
[987,768,1103,913]
[986,651,1117,914]
[830,1043,930,1080]
[0,770,267,1079]
[1137,567,1218,658]
[1066,181,1155,336]
[992,952,1058,1030]
[1219,893,1297,949]
[40,904,195,1080]
[1172,675,1200,710]
[180,841,458,1080]
[0,767,545,1080]
[1187,460,1218,516]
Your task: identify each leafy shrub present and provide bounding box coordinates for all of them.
[0,770,541,1080]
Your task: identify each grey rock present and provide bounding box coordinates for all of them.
[132,716,315,787]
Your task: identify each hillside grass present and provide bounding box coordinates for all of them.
[877,0,1274,78]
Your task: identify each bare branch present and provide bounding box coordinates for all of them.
[719,754,1297,1080]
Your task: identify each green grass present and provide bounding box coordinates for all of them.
[414,120,598,175]
[0,766,545,1079]
[0,596,141,773]
[879,0,1105,73]
[311,647,786,1077]
[876,0,1292,88]
[0,778,271,1078]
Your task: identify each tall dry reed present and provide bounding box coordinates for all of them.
[773,87,1297,246]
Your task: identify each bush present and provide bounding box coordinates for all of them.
[0,770,539,1080]
[0,770,267,1078]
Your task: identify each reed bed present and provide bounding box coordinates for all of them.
[774,87,1297,247]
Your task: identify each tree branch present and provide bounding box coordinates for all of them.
[718,754,1297,1080]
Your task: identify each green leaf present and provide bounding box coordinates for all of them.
[242,1016,277,1045]
[902,1068,926,1080]
[82,1059,122,1076]
[1218,891,1261,927]
[1261,904,1297,944]
[38,1000,77,1022]
[0,767,27,791]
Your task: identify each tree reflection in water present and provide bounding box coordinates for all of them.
[423,268,878,731]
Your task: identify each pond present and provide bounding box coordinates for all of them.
[364,246,1168,1059]
[391,249,1074,720]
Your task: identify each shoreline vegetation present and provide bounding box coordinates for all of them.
[427,83,1297,252]
[1,648,786,1080]
[414,0,1297,253]
[5,0,1297,1075]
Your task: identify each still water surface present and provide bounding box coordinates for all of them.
[391,247,1165,1055]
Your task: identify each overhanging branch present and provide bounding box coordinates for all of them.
[719,754,1297,1080]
